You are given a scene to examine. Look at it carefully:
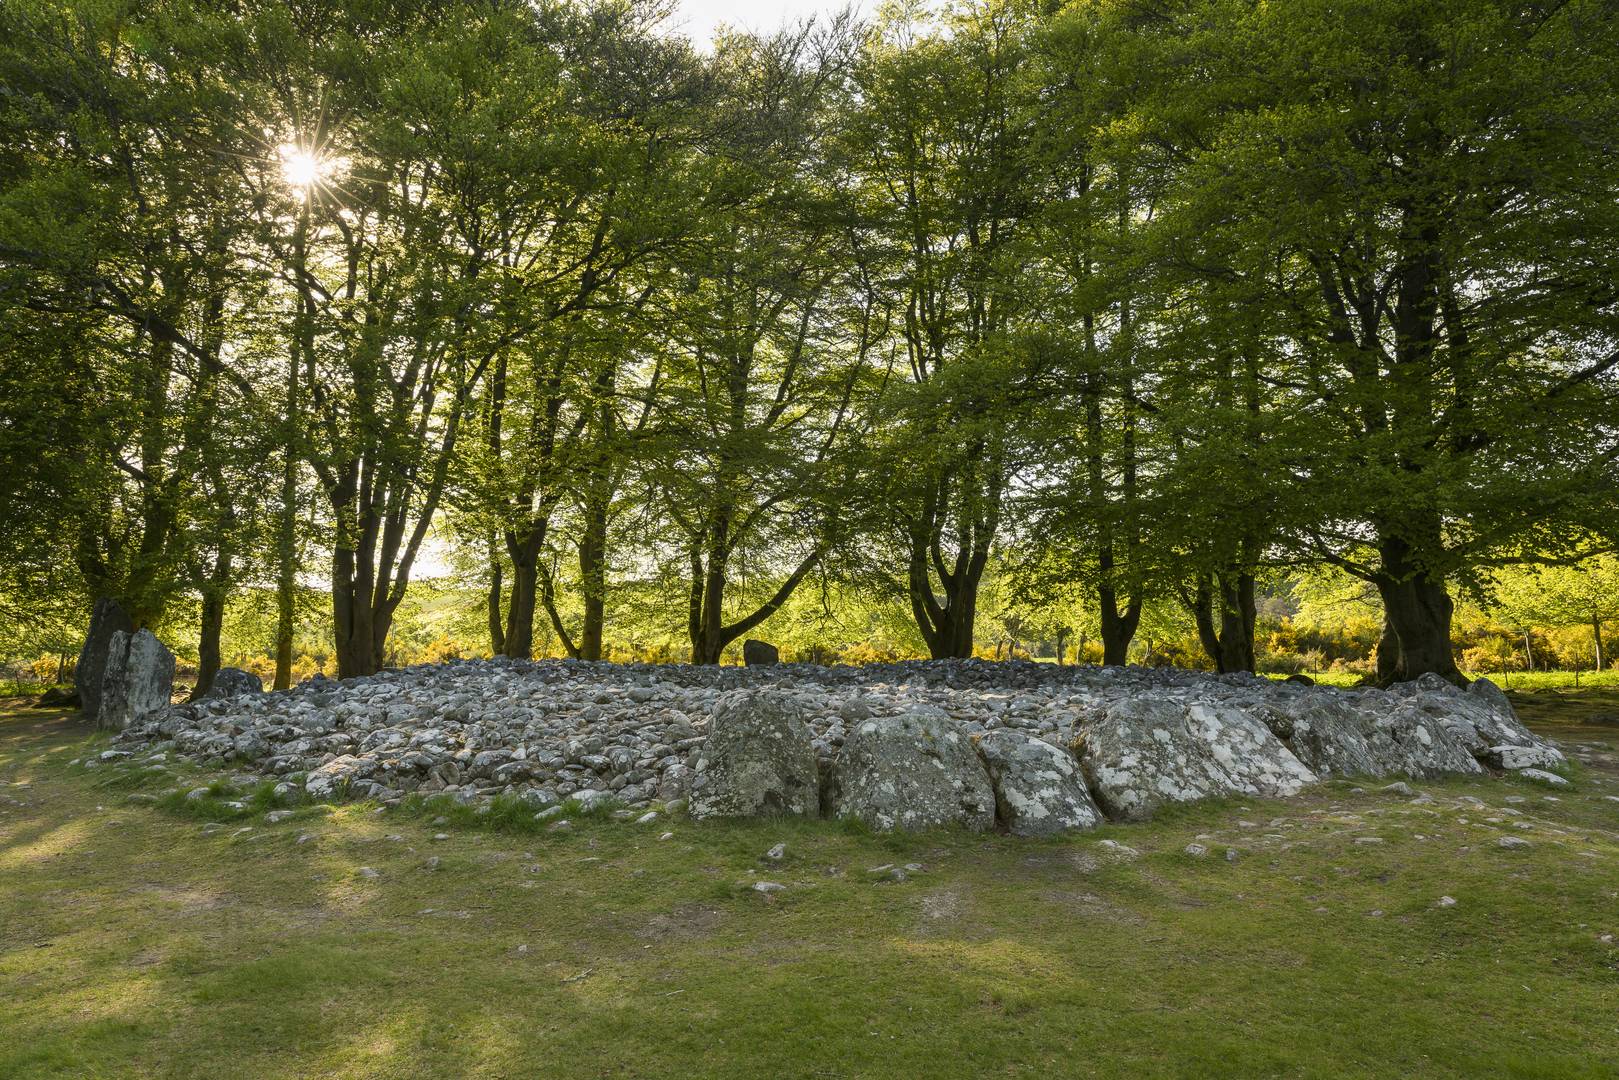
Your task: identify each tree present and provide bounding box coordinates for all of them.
[1126,0,1619,682]
[644,21,875,664]
[0,0,280,683]
[451,2,701,661]
[1490,556,1619,672]
[846,1,1047,658]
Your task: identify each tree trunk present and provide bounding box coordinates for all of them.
[691,540,729,664]
[1594,617,1604,672]
[689,540,820,665]
[537,558,580,659]
[502,507,559,659]
[191,548,232,700]
[505,557,539,660]
[1187,578,1257,673]
[486,534,505,657]
[1223,573,1262,676]
[1098,582,1140,666]
[904,522,990,659]
[578,490,609,662]
[275,210,310,691]
[273,475,296,690]
[1375,617,1400,684]
[1055,628,1068,666]
[331,546,375,679]
[1373,534,1463,685]
[1192,579,1221,669]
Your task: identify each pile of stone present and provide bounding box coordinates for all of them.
[105,653,1566,836]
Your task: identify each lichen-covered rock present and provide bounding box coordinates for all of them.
[829,708,995,831]
[972,729,1101,836]
[1465,677,1514,723]
[98,629,175,731]
[306,754,373,799]
[1482,743,1566,771]
[1380,679,1565,775]
[1078,698,1317,821]
[76,597,133,718]
[1263,690,1483,778]
[205,667,265,699]
[689,690,818,819]
[1462,680,1564,765]
[1516,767,1570,787]
[1393,676,1550,756]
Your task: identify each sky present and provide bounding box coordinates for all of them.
[670,0,869,45]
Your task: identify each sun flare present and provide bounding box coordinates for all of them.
[278,143,325,192]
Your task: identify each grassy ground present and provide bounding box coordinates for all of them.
[1,698,1616,1079]
[1480,670,1619,693]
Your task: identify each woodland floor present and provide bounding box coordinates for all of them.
[1,690,1617,1079]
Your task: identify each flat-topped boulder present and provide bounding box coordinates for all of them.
[828,707,995,831]
[1078,697,1318,821]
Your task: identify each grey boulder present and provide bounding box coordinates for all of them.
[1264,691,1482,779]
[1482,743,1566,771]
[98,629,175,731]
[689,690,818,819]
[204,667,265,699]
[1078,698,1317,821]
[742,639,780,667]
[972,729,1101,836]
[828,707,995,831]
[1395,677,1555,760]
[306,755,374,798]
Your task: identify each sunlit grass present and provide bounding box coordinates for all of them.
[2,702,1617,1078]
[1476,669,1619,691]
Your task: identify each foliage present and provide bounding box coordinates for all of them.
[1,0,1616,684]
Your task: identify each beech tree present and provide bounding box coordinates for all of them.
[846,2,1046,658]
[0,0,277,672]
[645,22,876,664]
[1126,0,1619,683]
[4,0,1617,685]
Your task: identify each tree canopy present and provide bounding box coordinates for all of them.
[2,0,1616,686]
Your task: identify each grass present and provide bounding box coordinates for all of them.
[1267,669,1619,691]
[1,698,1617,1078]
[0,679,68,697]
[1478,669,1619,692]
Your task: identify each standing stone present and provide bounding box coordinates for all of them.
[828,707,996,831]
[203,667,265,699]
[742,639,780,667]
[689,690,818,819]
[98,629,175,730]
[75,597,133,718]
[973,729,1102,835]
